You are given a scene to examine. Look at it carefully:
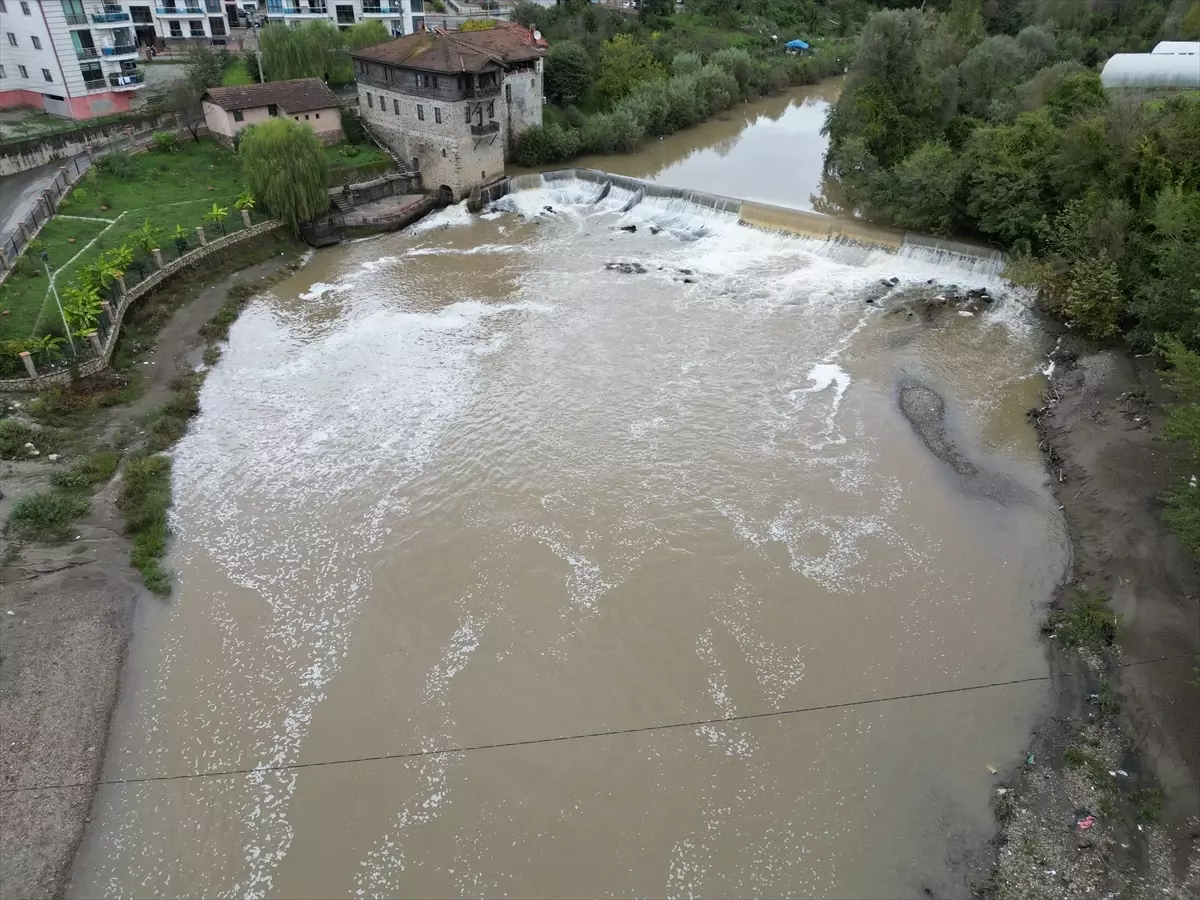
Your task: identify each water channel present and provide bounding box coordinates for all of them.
[71,83,1067,899]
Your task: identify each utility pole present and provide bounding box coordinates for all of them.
[41,252,76,357]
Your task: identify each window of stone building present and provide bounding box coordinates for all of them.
[417,104,424,121]
[464,106,470,124]
[367,94,373,108]
[233,109,244,121]
[394,98,399,114]
[487,101,494,119]
[434,107,441,124]
[441,148,446,157]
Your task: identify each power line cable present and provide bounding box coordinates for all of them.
[3,652,1191,794]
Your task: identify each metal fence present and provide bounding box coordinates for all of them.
[0,129,164,276]
[0,155,93,271]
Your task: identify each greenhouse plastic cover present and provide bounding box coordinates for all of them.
[1101,52,1200,88]
[1151,41,1199,55]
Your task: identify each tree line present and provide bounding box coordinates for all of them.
[510,0,856,165]
[823,0,1200,551]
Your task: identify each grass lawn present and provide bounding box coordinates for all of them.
[0,217,110,342]
[0,138,248,345]
[325,141,389,168]
[221,59,256,86]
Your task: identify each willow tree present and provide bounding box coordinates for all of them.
[240,118,330,236]
[258,21,349,83]
[345,20,390,51]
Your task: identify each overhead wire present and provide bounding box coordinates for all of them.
[3,652,1190,795]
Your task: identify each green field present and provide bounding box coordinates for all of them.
[0,139,248,346]
[221,59,256,86]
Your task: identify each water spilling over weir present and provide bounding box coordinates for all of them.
[72,127,1064,898]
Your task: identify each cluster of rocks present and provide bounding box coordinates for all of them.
[879,280,995,320]
[603,262,697,284]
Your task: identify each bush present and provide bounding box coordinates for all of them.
[341,109,368,144]
[0,419,38,458]
[1042,588,1121,653]
[8,490,90,542]
[118,453,173,594]
[96,151,137,179]
[513,123,582,166]
[153,131,182,153]
[49,450,120,490]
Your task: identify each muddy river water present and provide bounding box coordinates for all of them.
[71,84,1068,898]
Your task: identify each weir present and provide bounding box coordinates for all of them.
[489,169,1006,273]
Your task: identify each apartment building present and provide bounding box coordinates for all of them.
[151,0,234,47]
[265,0,423,38]
[0,0,146,119]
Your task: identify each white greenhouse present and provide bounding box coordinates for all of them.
[1101,48,1200,88]
[1151,41,1200,55]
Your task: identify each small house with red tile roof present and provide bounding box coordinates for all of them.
[202,78,344,147]
[351,23,547,198]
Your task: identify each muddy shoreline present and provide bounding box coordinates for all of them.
[0,253,302,900]
[980,333,1200,899]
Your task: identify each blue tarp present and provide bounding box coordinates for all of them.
[786,39,810,50]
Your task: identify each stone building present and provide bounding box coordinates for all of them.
[351,23,546,199]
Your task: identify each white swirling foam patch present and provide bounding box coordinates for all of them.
[82,259,547,898]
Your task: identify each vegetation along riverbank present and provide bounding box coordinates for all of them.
[0,234,309,899]
[509,0,855,166]
[821,0,1200,894]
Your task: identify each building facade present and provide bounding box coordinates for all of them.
[0,0,146,118]
[202,77,344,145]
[352,24,544,198]
[265,0,423,38]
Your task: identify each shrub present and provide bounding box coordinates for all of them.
[0,419,38,458]
[672,52,702,77]
[96,150,138,179]
[8,490,90,542]
[50,450,120,490]
[1042,588,1120,653]
[153,131,182,153]
[513,123,582,166]
[118,452,174,594]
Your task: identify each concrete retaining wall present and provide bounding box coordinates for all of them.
[0,220,283,393]
[0,112,180,176]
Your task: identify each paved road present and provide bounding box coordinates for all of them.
[0,160,69,242]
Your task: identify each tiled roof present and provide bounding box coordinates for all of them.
[351,23,546,73]
[203,78,341,113]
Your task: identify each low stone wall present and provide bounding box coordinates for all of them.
[0,220,283,393]
[0,112,180,176]
[330,171,422,204]
[328,161,398,187]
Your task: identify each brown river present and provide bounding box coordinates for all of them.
[70,83,1067,899]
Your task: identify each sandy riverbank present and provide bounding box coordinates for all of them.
[0,253,301,900]
[983,334,1200,899]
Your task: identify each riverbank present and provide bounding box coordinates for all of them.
[0,243,307,899]
[982,334,1200,899]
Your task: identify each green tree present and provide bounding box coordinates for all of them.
[1184,0,1200,38]
[259,21,349,83]
[1160,338,1200,553]
[869,140,964,235]
[964,111,1060,248]
[240,118,330,236]
[640,0,673,24]
[185,45,226,90]
[545,41,592,104]
[344,20,389,50]
[595,34,665,106]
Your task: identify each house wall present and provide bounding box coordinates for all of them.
[357,82,503,198]
[286,105,343,143]
[204,101,344,145]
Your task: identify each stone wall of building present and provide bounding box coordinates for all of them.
[357,83,503,199]
[502,65,543,157]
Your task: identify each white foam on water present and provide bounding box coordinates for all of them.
[299,282,338,301]
[406,200,472,234]
[406,243,529,257]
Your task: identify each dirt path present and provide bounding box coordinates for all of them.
[0,254,297,900]
[985,336,1200,899]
